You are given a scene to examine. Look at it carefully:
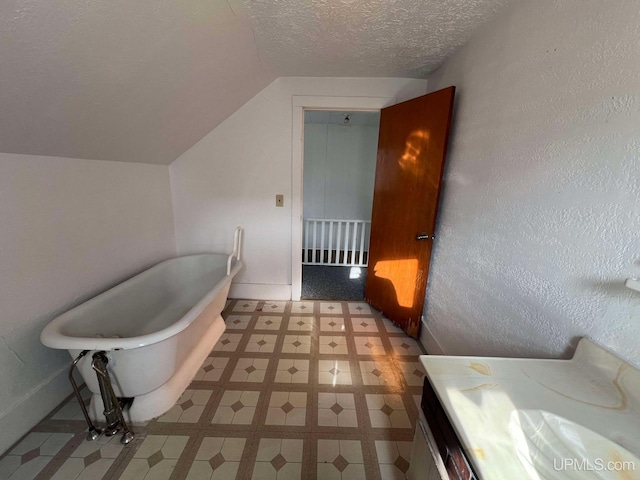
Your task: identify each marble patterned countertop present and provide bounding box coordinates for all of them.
[419,338,640,479]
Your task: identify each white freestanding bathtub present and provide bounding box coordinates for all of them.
[41,228,243,423]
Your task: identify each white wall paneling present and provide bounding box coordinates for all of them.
[302,119,379,221]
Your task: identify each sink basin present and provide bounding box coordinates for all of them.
[509,410,639,479]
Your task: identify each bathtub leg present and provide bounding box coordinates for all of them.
[91,352,135,445]
[69,350,102,441]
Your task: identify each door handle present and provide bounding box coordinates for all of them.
[416,233,434,241]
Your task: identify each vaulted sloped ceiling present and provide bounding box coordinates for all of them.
[0,0,274,165]
[0,0,510,165]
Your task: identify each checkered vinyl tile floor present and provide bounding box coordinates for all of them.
[0,300,426,480]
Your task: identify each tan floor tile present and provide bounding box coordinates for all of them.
[134,435,168,458]
[51,388,92,420]
[0,456,21,480]
[318,393,357,427]
[275,359,309,383]
[389,337,423,355]
[253,439,303,480]
[266,392,307,426]
[375,440,412,479]
[398,360,426,386]
[245,334,277,353]
[317,440,364,480]
[319,335,349,355]
[193,357,230,381]
[157,389,211,423]
[340,440,364,463]
[120,458,180,480]
[261,301,287,313]
[347,302,372,315]
[67,433,123,459]
[4,456,51,480]
[212,333,243,352]
[187,437,246,479]
[350,317,378,333]
[317,439,340,463]
[187,460,241,480]
[320,317,346,332]
[1,432,73,480]
[230,358,269,382]
[52,457,116,480]
[225,314,252,329]
[366,394,411,429]
[255,315,283,330]
[8,432,71,456]
[341,464,366,480]
[286,316,314,332]
[381,317,405,334]
[319,302,343,314]
[232,300,259,312]
[290,301,314,314]
[281,335,311,354]
[194,437,244,461]
[318,360,352,385]
[360,359,398,386]
[121,435,188,480]
[354,336,386,356]
[317,462,342,480]
[212,391,260,425]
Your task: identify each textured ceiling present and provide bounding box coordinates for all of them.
[0,0,511,165]
[243,0,511,78]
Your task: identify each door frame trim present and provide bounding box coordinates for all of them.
[291,95,395,300]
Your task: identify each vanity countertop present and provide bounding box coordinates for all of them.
[419,338,640,479]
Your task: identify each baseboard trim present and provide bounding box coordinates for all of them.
[419,321,446,355]
[229,283,292,301]
[0,367,72,455]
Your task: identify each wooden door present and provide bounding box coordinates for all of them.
[365,87,455,338]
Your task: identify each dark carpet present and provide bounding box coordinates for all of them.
[302,265,367,300]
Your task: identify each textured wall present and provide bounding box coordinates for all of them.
[424,0,640,366]
[0,154,176,453]
[170,77,427,299]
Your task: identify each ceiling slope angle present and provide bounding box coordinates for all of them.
[243,0,511,78]
[0,0,274,165]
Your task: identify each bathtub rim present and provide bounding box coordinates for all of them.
[40,253,242,351]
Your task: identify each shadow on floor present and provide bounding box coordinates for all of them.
[302,265,367,301]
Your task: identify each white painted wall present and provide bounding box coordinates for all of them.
[423,0,640,365]
[0,154,176,453]
[303,123,378,221]
[170,77,427,300]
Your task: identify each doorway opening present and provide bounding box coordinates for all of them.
[301,110,381,300]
